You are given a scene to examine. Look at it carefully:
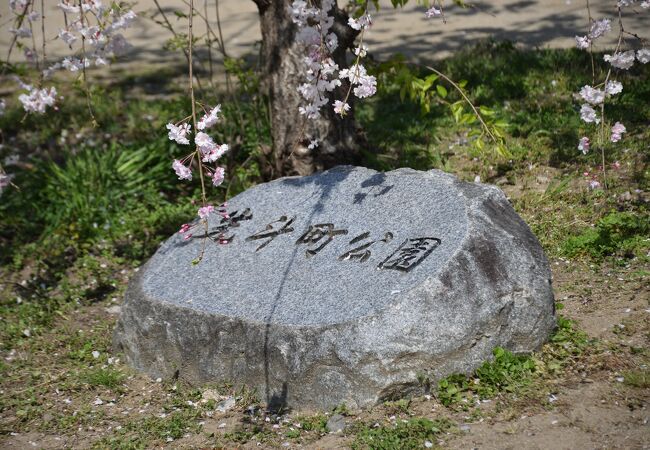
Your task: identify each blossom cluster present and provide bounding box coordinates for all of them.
[7,1,137,115]
[290,0,376,121]
[571,3,648,189]
[167,105,229,222]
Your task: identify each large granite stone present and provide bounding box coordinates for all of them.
[113,166,555,410]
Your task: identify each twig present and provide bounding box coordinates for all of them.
[189,0,210,263]
[424,64,500,146]
[78,0,97,124]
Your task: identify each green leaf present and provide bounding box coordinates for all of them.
[436,84,448,98]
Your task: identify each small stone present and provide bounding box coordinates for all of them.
[92,351,100,359]
[216,397,236,413]
[202,389,221,401]
[326,414,346,433]
[105,305,122,315]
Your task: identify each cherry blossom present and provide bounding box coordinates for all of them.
[62,57,89,72]
[195,132,215,152]
[579,104,599,123]
[333,100,350,115]
[211,167,226,187]
[637,49,650,64]
[425,6,441,18]
[202,144,229,163]
[197,205,215,219]
[348,14,372,31]
[610,122,626,142]
[167,123,191,145]
[9,0,29,13]
[9,27,32,38]
[575,18,611,50]
[197,105,222,130]
[588,19,611,39]
[604,50,636,70]
[578,137,590,154]
[575,36,591,50]
[172,160,192,180]
[58,29,77,46]
[18,87,58,114]
[579,85,605,105]
[605,81,623,95]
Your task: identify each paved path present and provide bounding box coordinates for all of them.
[0,1,644,66]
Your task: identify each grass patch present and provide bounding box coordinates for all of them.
[83,367,126,390]
[562,211,650,261]
[622,370,650,388]
[351,417,454,450]
[437,347,537,406]
[437,317,594,407]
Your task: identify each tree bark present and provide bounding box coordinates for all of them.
[253,0,364,176]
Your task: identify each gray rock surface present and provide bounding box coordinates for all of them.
[113,166,555,410]
[326,414,346,433]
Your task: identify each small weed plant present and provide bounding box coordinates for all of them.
[351,417,454,450]
[437,347,536,406]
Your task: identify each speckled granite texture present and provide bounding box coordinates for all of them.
[113,166,555,410]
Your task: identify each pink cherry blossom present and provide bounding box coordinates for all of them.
[605,81,623,95]
[579,104,599,123]
[202,144,229,163]
[637,48,650,64]
[194,132,215,151]
[197,105,222,130]
[425,6,441,18]
[198,205,214,219]
[610,121,626,142]
[167,123,191,145]
[578,137,590,154]
[575,35,591,49]
[333,100,350,115]
[172,159,192,180]
[19,86,58,114]
[212,167,225,187]
[604,51,635,70]
[579,85,605,105]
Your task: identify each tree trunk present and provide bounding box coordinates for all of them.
[253,0,364,176]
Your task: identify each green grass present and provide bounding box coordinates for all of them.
[351,417,455,450]
[562,211,650,260]
[436,316,594,407]
[83,367,126,390]
[437,347,537,406]
[622,370,650,388]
